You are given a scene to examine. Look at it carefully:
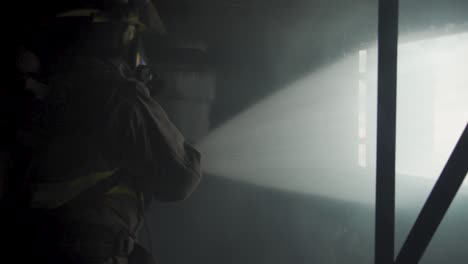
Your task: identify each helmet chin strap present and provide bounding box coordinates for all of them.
[123,28,141,70]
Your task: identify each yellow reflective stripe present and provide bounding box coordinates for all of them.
[30,170,116,209]
[69,170,115,188]
[56,9,100,18]
[92,16,109,23]
[56,9,110,23]
[127,14,146,30]
[136,52,141,66]
[106,184,137,199]
[55,9,146,30]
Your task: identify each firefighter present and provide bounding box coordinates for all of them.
[5,1,201,263]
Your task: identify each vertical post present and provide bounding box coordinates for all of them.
[375,0,399,263]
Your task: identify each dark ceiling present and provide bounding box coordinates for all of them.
[152,0,468,42]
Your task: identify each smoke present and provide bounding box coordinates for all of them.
[197,32,468,207]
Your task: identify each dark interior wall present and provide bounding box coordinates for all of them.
[148,0,468,128]
[207,0,376,129]
[191,0,467,128]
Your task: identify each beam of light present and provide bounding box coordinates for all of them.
[197,32,468,206]
[198,54,377,205]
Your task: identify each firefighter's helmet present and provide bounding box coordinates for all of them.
[53,0,166,34]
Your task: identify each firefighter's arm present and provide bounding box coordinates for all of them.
[108,81,202,201]
[151,142,201,201]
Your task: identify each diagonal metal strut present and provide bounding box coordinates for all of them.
[395,124,468,263]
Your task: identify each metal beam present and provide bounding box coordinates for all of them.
[395,124,468,263]
[375,0,399,263]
